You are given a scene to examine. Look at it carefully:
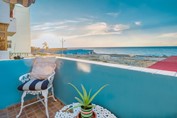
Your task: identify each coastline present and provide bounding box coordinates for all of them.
[31,47,174,68]
[64,54,166,67]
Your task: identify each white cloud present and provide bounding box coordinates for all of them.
[31,20,130,47]
[76,17,94,22]
[85,22,130,33]
[31,18,89,32]
[158,32,177,38]
[65,31,121,39]
[31,17,97,33]
[65,22,129,39]
[86,22,107,33]
[113,24,130,32]
[31,21,74,32]
[134,21,142,26]
[106,12,119,17]
[31,33,60,48]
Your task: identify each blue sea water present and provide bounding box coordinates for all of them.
[57,49,94,55]
[88,46,177,57]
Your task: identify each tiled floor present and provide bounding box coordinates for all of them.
[0,97,64,118]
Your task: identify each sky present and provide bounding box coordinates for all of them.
[30,0,177,48]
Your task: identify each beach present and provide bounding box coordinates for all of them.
[64,54,166,67]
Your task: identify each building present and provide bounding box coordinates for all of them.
[8,5,31,55]
[0,0,12,51]
[0,0,33,59]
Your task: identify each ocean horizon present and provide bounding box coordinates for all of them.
[63,46,177,57]
[89,46,177,57]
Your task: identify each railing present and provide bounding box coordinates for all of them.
[0,57,177,117]
[10,52,30,58]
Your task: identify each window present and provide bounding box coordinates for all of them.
[8,40,12,48]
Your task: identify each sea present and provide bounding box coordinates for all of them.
[86,46,177,57]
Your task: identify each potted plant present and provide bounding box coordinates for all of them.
[68,83,108,118]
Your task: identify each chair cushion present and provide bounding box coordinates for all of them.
[30,57,56,80]
[18,79,50,91]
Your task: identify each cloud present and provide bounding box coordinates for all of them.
[134,21,142,26]
[31,20,77,32]
[106,12,119,17]
[65,31,121,39]
[31,18,94,32]
[31,16,97,33]
[76,17,94,22]
[113,24,130,31]
[85,22,129,33]
[65,22,129,39]
[31,20,130,47]
[158,32,177,38]
[86,22,107,33]
[31,33,60,48]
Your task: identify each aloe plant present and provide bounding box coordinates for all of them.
[68,83,108,110]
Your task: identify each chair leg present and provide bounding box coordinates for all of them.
[37,94,40,100]
[42,90,49,118]
[51,86,57,101]
[16,91,26,118]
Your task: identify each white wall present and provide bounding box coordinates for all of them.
[7,18,16,35]
[8,5,31,53]
[0,0,10,24]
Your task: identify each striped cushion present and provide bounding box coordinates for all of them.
[18,79,49,91]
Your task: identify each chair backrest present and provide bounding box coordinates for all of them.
[30,57,57,80]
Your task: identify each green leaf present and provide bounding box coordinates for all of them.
[75,97,83,104]
[68,83,84,100]
[66,104,82,112]
[81,84,88,103]
[87,104,95,108]
[88,84,108,104]
[88,89,92,99]
[68,83,108,109]
[85,89,92,105]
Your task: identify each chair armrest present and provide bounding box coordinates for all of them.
[47,72,55,83]
[19,73,30,83]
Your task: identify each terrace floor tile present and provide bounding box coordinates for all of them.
[0,97,64,118]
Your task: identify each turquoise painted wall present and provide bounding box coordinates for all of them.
[54,58,177,118]
[0,59,33,109]
[1,58,177,118]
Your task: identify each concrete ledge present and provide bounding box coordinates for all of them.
[57,57,177,77]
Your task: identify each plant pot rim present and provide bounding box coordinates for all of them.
[76,111,96,118]
[81,106,93,110]
[81,104,92,109]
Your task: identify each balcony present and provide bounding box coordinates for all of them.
[7,18,16,36]
[0,57,177,118]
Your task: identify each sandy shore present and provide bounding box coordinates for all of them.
[64,54,166,67]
